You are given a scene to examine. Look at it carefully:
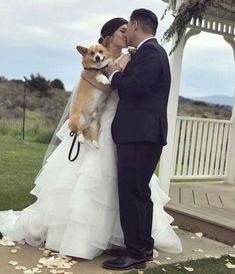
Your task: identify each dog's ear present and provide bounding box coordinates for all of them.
[76,46,88,56]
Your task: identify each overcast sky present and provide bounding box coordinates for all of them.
[0,0,234,98]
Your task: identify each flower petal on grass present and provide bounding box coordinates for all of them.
[184,266,194,272]
[225,262,235,269]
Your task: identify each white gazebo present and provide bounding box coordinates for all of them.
[159,0,235,194]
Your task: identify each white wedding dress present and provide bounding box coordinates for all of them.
[0,57,182,260]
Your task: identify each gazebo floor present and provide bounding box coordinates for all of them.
[165,182,235,246]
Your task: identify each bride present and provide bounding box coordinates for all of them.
[0,17,182,260]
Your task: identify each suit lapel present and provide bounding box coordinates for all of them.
[124,38,158,72]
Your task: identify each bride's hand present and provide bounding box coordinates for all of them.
[105,62,122,78]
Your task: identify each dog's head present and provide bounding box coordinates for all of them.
[76,44,112,70]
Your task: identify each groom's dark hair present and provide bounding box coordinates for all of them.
[130,8,158,35]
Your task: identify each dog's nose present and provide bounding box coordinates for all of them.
[95,55,101,62]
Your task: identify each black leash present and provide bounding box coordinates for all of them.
[68,131,80,161]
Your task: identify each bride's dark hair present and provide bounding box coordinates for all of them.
[98,17,128,46]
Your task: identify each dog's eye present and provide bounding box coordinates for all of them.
[90,51,95,55]
[99,50,103,54]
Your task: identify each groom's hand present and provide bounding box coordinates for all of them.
[104,62,122,78]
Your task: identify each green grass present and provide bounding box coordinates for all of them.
[128,255,235,274]
[0,136,47,210]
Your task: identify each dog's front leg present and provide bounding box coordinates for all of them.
[95,72,111,86]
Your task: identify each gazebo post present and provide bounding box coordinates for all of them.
[226,91,235,184]
[158,0,189,194]
[158,32,185,194]
[224,37,235,184]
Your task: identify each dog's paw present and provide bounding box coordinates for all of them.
[92,140,99,149]
[96,74,110,85]
[78,133,85,143]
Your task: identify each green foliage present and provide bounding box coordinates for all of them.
[161,0,235,54]
[50,78,65,90]
[25,73,51,97]
[193,100,209,106]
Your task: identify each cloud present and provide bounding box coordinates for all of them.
[0,0,234,98]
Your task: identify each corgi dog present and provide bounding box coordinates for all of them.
[68,44,113,148]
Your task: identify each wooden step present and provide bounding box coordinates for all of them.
[166,183,235,246]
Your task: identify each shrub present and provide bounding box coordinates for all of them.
[25,73,51,97]
[50,79,65,90]
[193,100,209,107]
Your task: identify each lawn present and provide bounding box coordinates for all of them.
[0,136,47,210]
[128,255,235,274]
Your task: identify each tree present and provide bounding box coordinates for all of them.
[0,76,8,82]
[25,73,51,96]
[50,78,65,90]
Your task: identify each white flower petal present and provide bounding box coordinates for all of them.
[184,266,194,272]
[10,249,17,253]
[195,232,203,238]
[225,262,235,269]
[8,260,18,266]
[229,254,235,258]
[152,260,161,265]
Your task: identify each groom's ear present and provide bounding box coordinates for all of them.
[132,20,138,31]
[76,46,88,56]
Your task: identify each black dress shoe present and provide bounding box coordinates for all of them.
[146,249,153,261]
[106,248,154,261]
[102,256,146,270]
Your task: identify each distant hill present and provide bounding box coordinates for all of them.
[190,95,233,107]
[0,80,232,129]
[0,80,70,128]
[178,95,232,120]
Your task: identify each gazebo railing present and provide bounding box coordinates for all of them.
[172,116,232,180]
[189,17,235,37]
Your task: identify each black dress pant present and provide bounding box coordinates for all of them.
[116,142,163,259]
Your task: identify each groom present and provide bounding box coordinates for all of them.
[103,8,171,270]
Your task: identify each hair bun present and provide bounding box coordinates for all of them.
[98,37,104,44]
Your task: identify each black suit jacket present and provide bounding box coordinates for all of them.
[111,38,171,145]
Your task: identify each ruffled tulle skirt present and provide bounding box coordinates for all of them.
[0,94,182,259]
